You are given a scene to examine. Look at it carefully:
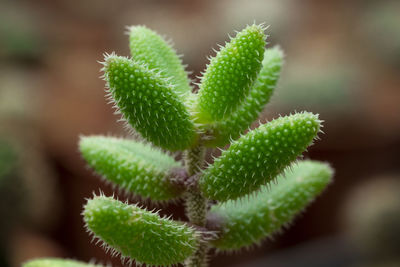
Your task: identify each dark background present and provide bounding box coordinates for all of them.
[1,0,399,266]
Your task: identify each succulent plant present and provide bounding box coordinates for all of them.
[24,24,333,267]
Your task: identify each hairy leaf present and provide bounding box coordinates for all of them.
[210,160,333,251]
[204,46,283,147]
[195,24,266,123]
[128,25,192,97]
[79,136,183,201]
[83,196,199,266]
[199,112,322,201]
[102,54,197,151]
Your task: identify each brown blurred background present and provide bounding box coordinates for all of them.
[1,0,399,266]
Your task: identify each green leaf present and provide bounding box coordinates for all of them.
[102,54,197,151]
[128,25,192,97]
[79,136,183,202]
[199,112,322,201]
[23,258,102,267]
[195,24,267,123]
[204,46,284,147]
[210,160,333,251]
[83,195,199,266]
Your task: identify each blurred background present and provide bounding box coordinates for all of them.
[1,0,399,266]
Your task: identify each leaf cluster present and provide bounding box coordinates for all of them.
[24,24,333,267]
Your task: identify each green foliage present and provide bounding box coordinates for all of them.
[23,258,102,267]
[27,24,333,267]
[128,25,192,97]
[79,136,183,201]
[199,112,321,201]
[210,160,333,251]
[204,46,283,147]
[83,195,198,266]
[102,54,197,151]
[195,24,266,123]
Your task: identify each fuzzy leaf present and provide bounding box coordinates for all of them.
[210,160,333,251]
[103,54,197,151]
[83,196,199,266]
[23,258,102,267]
[204,46,284,147]
[79,136,183,201]
[199,112,322,201]
[195,24,267,123]
[128,25,192,97]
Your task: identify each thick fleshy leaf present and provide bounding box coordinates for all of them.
[102,54,197,151]
[23,258,102,267]
[79,136,183,201]
[83,196,199,266]
[199,112,322,201]
[195,24,266,123]
[204,46,284,147]
[128,25,192,97]
[210,160,333,251]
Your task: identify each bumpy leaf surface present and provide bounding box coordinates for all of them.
[103,55,197,151]
[84,196,199,266]
[196,24,266,123]
[79,136,183,201]
[128,26,192,97]
[210,160,333,251]
[199,112,321,201]
[204,46,283,147]
[23,258,102,267]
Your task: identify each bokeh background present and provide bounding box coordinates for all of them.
[1,0,400,266]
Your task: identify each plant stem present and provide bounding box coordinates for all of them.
[184,145,209,267]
